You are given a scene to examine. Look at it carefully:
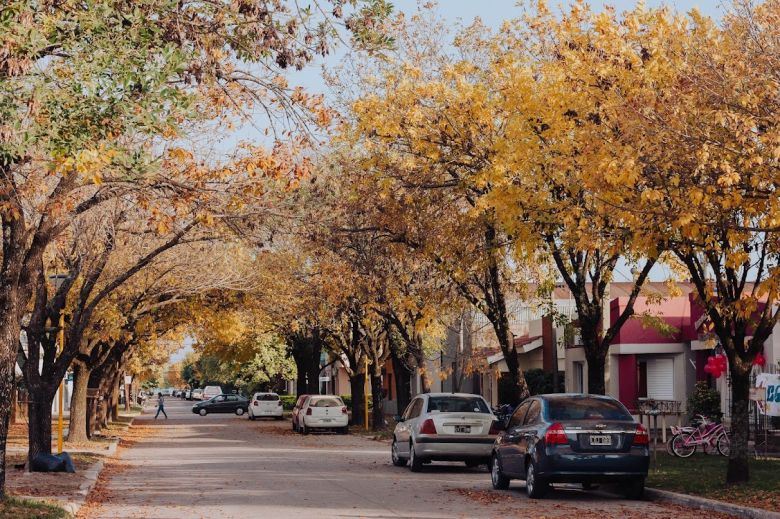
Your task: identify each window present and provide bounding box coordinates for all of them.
[257,394,280,401]
[406,398,424,419]
[547,397,633,422]
[310,397,343,408]
[427,396,490,414]
[523,400,541,425]
[215,396,225,402]
[508,401,531,429]
[226,395,238,402]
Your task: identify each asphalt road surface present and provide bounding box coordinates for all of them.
[79,398,724,519]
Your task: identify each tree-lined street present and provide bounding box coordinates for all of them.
[79,402,718,519]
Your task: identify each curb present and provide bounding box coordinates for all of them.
[17,415,136,517]
[646,487,780,519]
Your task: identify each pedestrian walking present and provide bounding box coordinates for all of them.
[155,392,168,419]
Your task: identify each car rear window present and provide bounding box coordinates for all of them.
[427,396,489,414]
[309,397,343,408]
[547,397,633,421]
[256,394,279,401]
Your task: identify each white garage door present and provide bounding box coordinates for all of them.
[646,358,674,400]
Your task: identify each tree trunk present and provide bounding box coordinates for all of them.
[0,303,23,497]
[585,345,607,395]
[67,361,91,443]
[27,387,55,465]
[370,372,384,430]
[295,366,308,398]
[349,374,366,427]
[727,364,751,484]
[392,354,412,415]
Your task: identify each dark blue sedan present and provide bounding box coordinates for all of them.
[490,394,649,499]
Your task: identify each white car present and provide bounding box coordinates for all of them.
[298,395,349,434]
[202,385,223,401]
[391,393,498,471]
[191,388,204,400]
[248,392,284,420]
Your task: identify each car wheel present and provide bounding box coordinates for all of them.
[236,408,245,416]
[621,478,645,500]
[525,459,548,499]
[391,439,407,467]
[409,442,423,472]
[248,412,255,421]
[490,453,510,490]
[339,426,349,435]
[199,408,207,416]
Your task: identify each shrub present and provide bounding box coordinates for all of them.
[687,381,722,421]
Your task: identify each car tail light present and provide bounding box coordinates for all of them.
[489,420,501,435]
[632,424,649,446]
[306,408,312,415]
[341,406,347,414]
[544,423,568,445]
[419,418,437,435]
[253,401,258,406]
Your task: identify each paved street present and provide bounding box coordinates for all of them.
[80,399,723,519]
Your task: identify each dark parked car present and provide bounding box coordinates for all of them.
[192,394,249,416]
[490,394,649,499]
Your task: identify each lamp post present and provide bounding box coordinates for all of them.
[49,273,68,454]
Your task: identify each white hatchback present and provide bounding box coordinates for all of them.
[299,395,349,434]
[249,392,284,420]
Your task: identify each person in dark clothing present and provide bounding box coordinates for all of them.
[155,392,168,419]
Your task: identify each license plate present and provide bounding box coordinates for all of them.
[322,419,332,423]
[454,425,471,433]
[589,435,612,446]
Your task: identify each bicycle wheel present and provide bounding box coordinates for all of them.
[671,433,696,458]
[717,433,730,457]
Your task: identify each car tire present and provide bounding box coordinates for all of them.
[236,408,245,416]
[525,459,548,499]
[199,408,207,416]
[391,439,407,467]
[248,413,255,421]
[409,442,423,472]
[621,478,645,500]
[490,453,510,490]
[339,426,349,435]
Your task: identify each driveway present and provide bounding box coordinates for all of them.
[79,399,725,518]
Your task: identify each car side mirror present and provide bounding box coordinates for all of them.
[394,415,405,423]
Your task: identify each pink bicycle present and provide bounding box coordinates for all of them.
[670,415,730,457]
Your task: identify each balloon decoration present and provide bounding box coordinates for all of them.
[704,354,728,379]
[753,352,767,367]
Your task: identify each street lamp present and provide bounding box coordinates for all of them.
[49,273,68,454]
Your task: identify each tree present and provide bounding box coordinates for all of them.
[0,0,388,496]
[525,0,780,484]
[336,10,537,402]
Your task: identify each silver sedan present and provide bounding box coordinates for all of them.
[391,393,499,472]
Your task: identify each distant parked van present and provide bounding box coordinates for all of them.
[202,386,223,400]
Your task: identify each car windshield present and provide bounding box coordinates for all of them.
[309,397,343,408]
[427,396,490,414]
[257,394,279,401]
[547,397,633,421]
